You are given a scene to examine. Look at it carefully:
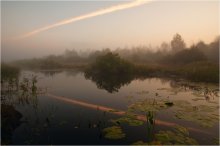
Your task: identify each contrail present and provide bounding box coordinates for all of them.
[17,0,152,39]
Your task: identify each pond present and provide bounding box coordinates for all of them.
[1,69,219,145]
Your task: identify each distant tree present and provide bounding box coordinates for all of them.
[64,49,79,58]
[207,36,219,63]
[196,41,207,50]
[164,46,207,64]
[171,33,186,53]
[160,42,170,55]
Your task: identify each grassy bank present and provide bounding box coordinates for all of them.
[133,62,219,83]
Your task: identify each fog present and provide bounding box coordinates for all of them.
[1,1,219,61]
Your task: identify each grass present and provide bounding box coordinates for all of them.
[133,61,219,83]
[1,63,20,80]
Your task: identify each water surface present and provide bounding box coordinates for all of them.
[5,70,219,144]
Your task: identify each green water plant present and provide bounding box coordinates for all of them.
[111,117,144,126]
[156,125,197,144]
[102,126,125,140]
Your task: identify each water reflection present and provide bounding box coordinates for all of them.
[1,73,43,144]
[39,70,62,77]
[1,69,219,145]
[84,71,133,93]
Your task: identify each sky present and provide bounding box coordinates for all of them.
[1,0,219,61]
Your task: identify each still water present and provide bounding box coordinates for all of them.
[5,70,220,144]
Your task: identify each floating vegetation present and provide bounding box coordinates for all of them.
[173,125,189,136]
[174,104,219,127]
[112,117,144,126]
[155,130,198,145]
[102,126,125,140]
[128,97,219,128]
[157,88,169,90]
[132,140,149,145]
[192,92,204,97]
[132,140,161,145]
[132,125,194,145]
[128,98,172,113]
[212,137,219,145]
[192,98,205,101]
[155,125,197,145]
[111,112,143,126]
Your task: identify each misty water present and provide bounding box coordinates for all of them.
[5,70,219,145]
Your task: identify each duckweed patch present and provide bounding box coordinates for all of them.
[102,126,125,140]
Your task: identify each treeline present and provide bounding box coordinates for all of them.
[13,34,219,69]
[11,34,219,82]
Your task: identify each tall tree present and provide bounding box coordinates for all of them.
[171,33,186,53]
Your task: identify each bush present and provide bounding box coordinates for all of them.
[1,63,20,81]
[87,52,135,75]
[162,48,207,65]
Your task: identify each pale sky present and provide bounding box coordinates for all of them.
[1,0,219,61]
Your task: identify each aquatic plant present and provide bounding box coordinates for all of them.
[132,140,163,145]
[174,105,219,127]
[111,117,144,126]
[102,126,125,139]
[155,125,198,145]
[128,98,172,113]
[212,137,219,145]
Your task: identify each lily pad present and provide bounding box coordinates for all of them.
[132,140,161,145]
[174,104,219,127]
[155,130,198,145]
[128,98,170,113]
[192,92,204,97]
[212,137,219,145]
[102,126,125,140]
[192,98,205,101]
[111,117,143,126]
[132,140,148,145]
[157,88,169,90]
[174,125,189,136]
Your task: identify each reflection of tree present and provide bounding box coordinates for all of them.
[85,71,133,93]
[84,53,135,93]
[65,70,81,77]
[40,70,62,77]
